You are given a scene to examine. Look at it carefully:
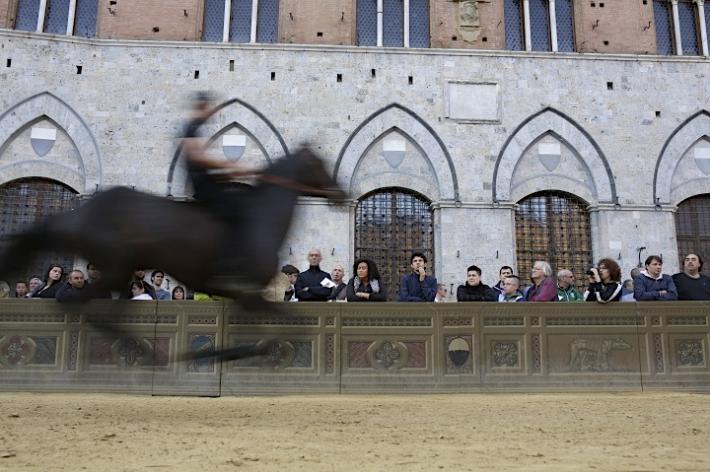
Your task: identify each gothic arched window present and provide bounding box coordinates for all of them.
[515,191,592,290]
[676,194,710,275]
[355,188,434,301]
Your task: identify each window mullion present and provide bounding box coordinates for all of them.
[523,0,532,51]
[672,0,683,54]
[66,0,76,35]
[549,0,558,51]
[222,0,231,42]
[377,0,383,46]
[403,0,410,47]
[250,0,258,43]
[37,0,48,32]
[697,0,709,56]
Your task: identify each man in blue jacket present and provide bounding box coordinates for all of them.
[634,255,678,301]
[399,252,437,302]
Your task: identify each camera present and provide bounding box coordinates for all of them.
[586,269,596,276]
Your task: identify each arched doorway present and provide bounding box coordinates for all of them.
[515,191,593,290]
[0,178,79,283]
[676,194,710,275]
[354,188,434,301]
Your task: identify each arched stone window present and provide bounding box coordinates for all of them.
[355,188,434,301]
[676,194,710,275]
[515,191,592,290]
[0,178,79,281]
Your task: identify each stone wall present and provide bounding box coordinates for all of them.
[0,0,14,29]
[1,31,709,284]
[1,300,709,394]
[96,0,203,41]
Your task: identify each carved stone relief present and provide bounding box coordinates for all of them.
[569,337,631,372]
[492,341,519,367]
[367,340,409,370]
[457,0,490,42]
[677,340,704,367]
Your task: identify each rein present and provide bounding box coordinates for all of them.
[257,172,340,197]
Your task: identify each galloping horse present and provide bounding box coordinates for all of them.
[0,146,346,318]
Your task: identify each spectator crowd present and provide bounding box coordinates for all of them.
[2,250,709,303]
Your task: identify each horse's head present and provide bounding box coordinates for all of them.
[272,146,348,203]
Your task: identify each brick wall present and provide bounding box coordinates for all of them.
[430,0,504,50]
[574,0,657,54]
[0,0,15,29]
[96,0,203,41]
[279,0,355,45]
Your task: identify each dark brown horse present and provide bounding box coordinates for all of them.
[0,147,346,360]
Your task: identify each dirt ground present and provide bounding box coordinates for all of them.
[1,392,709,471]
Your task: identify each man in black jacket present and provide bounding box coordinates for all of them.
[56,270,87,302]
[295,249,332,301]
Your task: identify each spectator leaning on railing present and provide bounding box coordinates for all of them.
[556,269,583,302]
[584,258,623,303]
[672,253,710,300]
[457,265,496,302]
[634,255,678,301]
[346,258,388,302]
[525,261,557,302]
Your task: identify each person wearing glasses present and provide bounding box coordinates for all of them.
[584,258,623,303]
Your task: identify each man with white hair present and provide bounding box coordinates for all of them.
[525,261,557,302]
[556,269,583,302]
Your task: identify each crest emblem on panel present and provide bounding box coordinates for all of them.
[538,142,561,172]
[694,144,710,175]
[447,337,470,367]
[30,127,57,157]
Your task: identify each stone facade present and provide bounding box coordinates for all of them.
[0,30,709,288]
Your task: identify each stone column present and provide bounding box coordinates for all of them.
[589,205,680,277]
[433,202,517,294]
[282,197,355,272]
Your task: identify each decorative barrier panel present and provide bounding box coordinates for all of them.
[1,301,709,394]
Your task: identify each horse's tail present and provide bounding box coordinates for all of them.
[0,221,50,278]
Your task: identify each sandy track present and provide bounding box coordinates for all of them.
[1,392,709,471]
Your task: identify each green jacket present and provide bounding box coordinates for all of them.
[557,285,583,302]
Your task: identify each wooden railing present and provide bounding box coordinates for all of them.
[1,300,709,394]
